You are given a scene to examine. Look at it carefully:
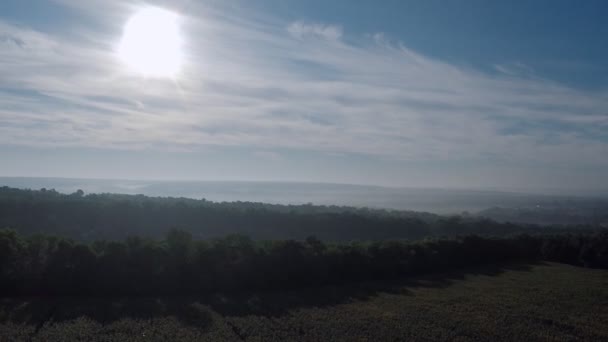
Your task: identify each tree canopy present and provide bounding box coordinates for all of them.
[1,229,607,296]
[0,187,593,242]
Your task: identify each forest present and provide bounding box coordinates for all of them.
[2,186,607,296]
[2,228,607,296]
[0,187,595,241]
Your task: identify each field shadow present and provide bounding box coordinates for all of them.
[202,261,542,317]
[0,261,544,328]
[0,297,214,330]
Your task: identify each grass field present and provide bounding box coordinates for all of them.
[1,262,607,341]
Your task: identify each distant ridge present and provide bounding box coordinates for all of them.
[1,176,606,215]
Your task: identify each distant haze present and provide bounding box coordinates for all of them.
[1,177,605,214]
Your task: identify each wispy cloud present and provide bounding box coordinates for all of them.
[287,21,343,41]
[0,0,607,172]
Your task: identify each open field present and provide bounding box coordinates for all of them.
[1,262,607,341]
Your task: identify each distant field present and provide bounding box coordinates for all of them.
[1,263,607,341]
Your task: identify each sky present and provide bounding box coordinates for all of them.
[0,0,607,194]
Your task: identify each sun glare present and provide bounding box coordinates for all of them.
[118,7,183,78]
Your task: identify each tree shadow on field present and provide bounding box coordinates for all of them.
[0,261,544,328]
[201,261,542,317]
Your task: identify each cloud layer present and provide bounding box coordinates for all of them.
[1,0,607,173]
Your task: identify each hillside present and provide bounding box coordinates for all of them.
[0,186,592,241]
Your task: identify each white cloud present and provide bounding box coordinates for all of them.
[0,0,607,174]
[287,21,343,41]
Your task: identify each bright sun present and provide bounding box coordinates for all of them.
[118,7,183,78]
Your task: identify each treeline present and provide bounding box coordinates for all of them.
[478,205,608,226]
[0,187,592,241]
[1,229,607,296]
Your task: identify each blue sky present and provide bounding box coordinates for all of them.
[0,0,607,193]
[257,0,608,85]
